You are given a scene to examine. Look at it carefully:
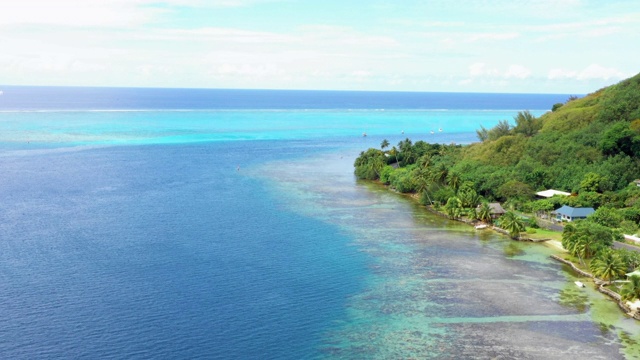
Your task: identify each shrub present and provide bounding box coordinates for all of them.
[379,165,394,185]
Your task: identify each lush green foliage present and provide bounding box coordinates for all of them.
[589,249,626,283]
[498,212,526,239]
[354,148,386,180]
[621,275,640,301]
[561,221,619,262]
[353,73,640,274]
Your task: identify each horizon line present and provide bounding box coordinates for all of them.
[0,84,582,96]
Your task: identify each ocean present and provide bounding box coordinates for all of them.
[0,86,638,359]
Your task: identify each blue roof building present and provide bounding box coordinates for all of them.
[554,205,595,222]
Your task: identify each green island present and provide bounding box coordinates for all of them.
[354,72,640,319]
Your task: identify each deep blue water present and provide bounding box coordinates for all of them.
[5,87,628,359]
[0,140,367,359]
[0,85,572,111]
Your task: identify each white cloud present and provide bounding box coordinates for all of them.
[156,27,297,44]
[577,64,626,80]
[468,63,499,77]
[211,63,284,78]
[547,68,577,80]
[468,32,519,42]
[0,0,288,27]
[548,64,627,81]
[349,70,372,80]
[0,0,163,27]
[504,65,531,79]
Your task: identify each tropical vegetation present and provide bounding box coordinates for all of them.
[354,72,640,300]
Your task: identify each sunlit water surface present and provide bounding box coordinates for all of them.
[0,89,638,359]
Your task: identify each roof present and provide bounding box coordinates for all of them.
[488,202,505,214]
[536,189,571,198]
[554,205,595,218]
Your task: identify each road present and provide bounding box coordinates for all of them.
[614,241,640,252]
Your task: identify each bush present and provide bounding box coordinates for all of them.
[620,220,639,235]
[389,168,417,193]
[379,165,394,185]
[419,191,433,206]
[432,187,456,204]
[527,217,540,229]
[589,206,623,228]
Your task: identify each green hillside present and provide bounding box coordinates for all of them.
[354,72,640,295]
[459,71,640,197]
[355,71,640,210]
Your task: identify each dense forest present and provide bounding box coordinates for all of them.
[354,72,640,294]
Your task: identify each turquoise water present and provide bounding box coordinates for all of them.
[1,89,639,358]
[0,109,529,148]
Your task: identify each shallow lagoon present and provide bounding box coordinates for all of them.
[258,151,640,359]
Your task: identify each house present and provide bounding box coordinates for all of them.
[634,179,640,187]
[477,202,506,219]
[536,189,571,198]
[553,205,595,222]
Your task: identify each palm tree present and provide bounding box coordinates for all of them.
[477,202,493,224]
[467,208,479,221]
[577,235,600,260]
[444,197,462,220]
[389,146,399,165]
[370,156,386,179]
[398,138,414,166]
[414,168,430,194]
[458,188,480,209]
[568,236,588,266]
[500,211,525,239]
[447,172,462,193]
[416,154,432,169]
[590,250,626,284]
[381,139,390,151]
[561,223,577,250]
[432,163,449,185]
[621,275,640,301]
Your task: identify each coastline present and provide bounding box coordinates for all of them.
[398,187,640,321]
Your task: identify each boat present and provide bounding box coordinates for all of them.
[474,224,488,230]
[575,281,585,288]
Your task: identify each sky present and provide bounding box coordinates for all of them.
[0,0,639,93]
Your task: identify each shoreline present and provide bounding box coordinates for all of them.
[397,188,640,321]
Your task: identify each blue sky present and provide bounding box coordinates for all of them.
[0,0,638,93]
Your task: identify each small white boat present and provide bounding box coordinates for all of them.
[362,132,367,137]
[575,281,585,288]
[475,224,488,230]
